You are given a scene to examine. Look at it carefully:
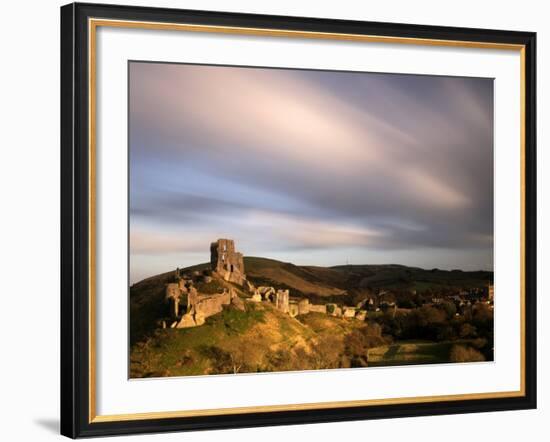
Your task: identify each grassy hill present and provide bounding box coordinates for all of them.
[132,258,492,298]
[130,303,365,378]
[244,257,348,296]
[245,258,492,293]
[130,258,492,345]
[330,264,493,291]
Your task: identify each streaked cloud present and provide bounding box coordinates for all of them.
[129,62,493,283]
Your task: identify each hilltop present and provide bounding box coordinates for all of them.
[133,257,492,304]
[130,301,371,378]
[133,257,492,294]
[244,257,492,300]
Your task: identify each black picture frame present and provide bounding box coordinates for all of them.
[60,2,537,438]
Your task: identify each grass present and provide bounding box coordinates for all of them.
[194,279,225,294]
[297,312,363,337]
[367,339,483,367]
[130,302,269,377]
[367,341,452,366]
[244,257,347,297]
[130,306,484,378]
[210,303,266,334]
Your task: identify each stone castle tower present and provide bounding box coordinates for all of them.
[210,239,245,285]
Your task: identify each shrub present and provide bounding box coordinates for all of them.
[459,323,477,338]
[194,279,224,294]
[311,335,342,369]
[470,337,488,350]
[199,345,234,374]
[397,299,416,309]
[441,301,457,319]
[219,305,265,334]
[365,322,382,337]
[265,349,293,371]
[473,303,493,323]
[449,345,485,363]
[437,325,455,341]
[342,328,386,368]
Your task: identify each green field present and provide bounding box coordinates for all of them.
[367,341,454,366]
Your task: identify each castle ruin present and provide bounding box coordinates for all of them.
[165,273,237,329]
[210,239,245,285]
[163,238,367,329]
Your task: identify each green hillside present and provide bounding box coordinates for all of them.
[130,303,364,378]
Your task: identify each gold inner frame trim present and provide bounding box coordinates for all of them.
[88,17,527,424]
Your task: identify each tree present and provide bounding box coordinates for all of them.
[201,337,261,374]
[441,301,457,319]
[310,335,342,370]
[437,325,455,341]
[226,337,262,373]
[343,331,369,367]
[265,349,293,371]
[449,345,485,363]
[459,323,477,338]
[473,303,493,323]
[366,322,382,337]
[200,345,233,374]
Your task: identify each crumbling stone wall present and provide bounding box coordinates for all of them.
[166,267,237,329]
[210,239,246,285]
[194,290,232,318]
[309,304,327,314]
[177,289,234,328]
[275,289,289,313]
[298,299,310,315]
[355,310,367,321]
[165,283,181,318]
[343,307,356,318]
[326,303,342,317]
[258,286,276,301]
[288,303,299,318]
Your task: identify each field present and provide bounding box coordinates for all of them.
[367,341,453,366]
[367,340,486,367]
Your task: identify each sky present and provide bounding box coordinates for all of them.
[129,62,494,284]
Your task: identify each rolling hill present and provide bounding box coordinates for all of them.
[130,258,492,329]
[248,257,491,293]
[130,302,368,378]
[132,257,492,296]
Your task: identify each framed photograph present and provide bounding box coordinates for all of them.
[60,2,537,438]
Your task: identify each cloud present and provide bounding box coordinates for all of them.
[400,166,472,209]
[128,62,494,283]
[241,210,384,249]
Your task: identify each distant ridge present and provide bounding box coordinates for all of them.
[134,256,492,299]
